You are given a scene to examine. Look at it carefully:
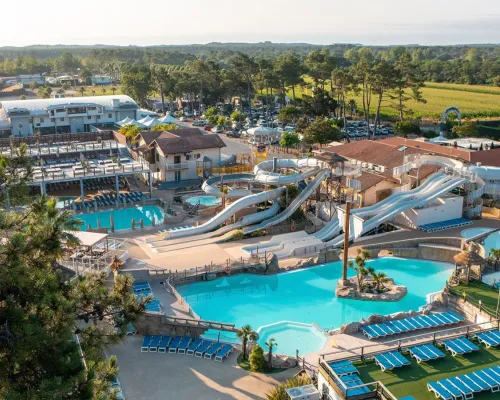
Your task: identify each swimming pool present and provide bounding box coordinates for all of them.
[461,227,500,256]
[75,205,165,231]
[177,257,453,355]
[185,195,221,207]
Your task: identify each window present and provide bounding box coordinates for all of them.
[40,118,44,123]
[196,153,201,159]
[108,113,112,118]
[68,107,86,114]
[156,151,160,162]
[50,118,55,122]
[87,106,96,111]
[96,116,101,119]
[55,108,65,113]
[87,116,92,120]
[186,154,191,161]
[60,118,64,121]
[174,171,181,181]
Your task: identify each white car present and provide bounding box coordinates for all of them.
[179,117,187,122]
[211,126,223,133]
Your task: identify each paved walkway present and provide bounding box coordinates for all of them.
[108,335,296,400]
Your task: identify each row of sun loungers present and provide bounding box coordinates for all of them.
[328,360,370,396]
[140,335,233,362]
[408,344,445,363]
[373,351,410,371]
[428,365,500,399]
[419,217,472,233]
[361,311,463,339]
[132,282,162,312]
[475,330,500,348]
[328,360,359,376]
[442,337,479,356]
[93,192,144,207]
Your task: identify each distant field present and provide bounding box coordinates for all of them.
[67,85,123,97]
[284,79,500,120]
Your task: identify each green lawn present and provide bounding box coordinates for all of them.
[282,78,500,120]
[354,345,500,399]
[449,281,500,316]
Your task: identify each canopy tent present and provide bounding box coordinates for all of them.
[157,114,179,124]
[246,126,281,144]
[117,117,146,129]
[137,115,161,129]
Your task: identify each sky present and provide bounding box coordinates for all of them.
[1,0,499,47]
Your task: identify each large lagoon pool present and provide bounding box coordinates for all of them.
[75,205,165,231]
[178,257,453,355]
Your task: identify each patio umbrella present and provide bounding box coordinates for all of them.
[453,249,486,284]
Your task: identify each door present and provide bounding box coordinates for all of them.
[174,155,181,164]
[175,171,181,181]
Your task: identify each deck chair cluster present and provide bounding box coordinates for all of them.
[133,282,162,312]
[140,335,233,362]
[361,311,463,339]
[428,365,500,399]
[408,344,445,363]
[474,330,500,348]
[442,337,479,356]
[373,351,410,371]
[328,361,370,397]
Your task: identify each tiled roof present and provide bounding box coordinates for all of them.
[150,129,226,154]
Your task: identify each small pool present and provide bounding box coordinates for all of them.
[257,321,327,356]
[75,205,165,231]
[179,257,454,356]
[461,228,500,256]
[185,195,221,207]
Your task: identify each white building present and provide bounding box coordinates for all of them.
[0,95,139,137]
[16,74,45,87]
[135,129,226,184]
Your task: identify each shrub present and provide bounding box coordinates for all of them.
[266,375,313,400]
[231,230,244,240]
[394,121,421,137]
[423,130,438,139]
[249,344,265,372]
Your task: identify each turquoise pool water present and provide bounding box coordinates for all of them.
[185,195,221,207]
[461,228,500,256]
[177,258,453,355]
[75,205,165,231]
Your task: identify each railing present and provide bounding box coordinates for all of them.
[0,131,114,149]
[162,315,238,332]
[164,278,200,319]
[166,162,189,170]
[448,284,499,317]
[362,236,463,250]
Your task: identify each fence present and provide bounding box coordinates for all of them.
[0,131,115,149]
[448,284,499,317]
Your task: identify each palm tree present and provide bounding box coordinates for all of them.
[79,86,85,96]
[101,87,106,95]
[490,249,500,268]
[348,249,371,292]
[237,324,257,360]
[370,270,389,291]
[265,338,277,366]
[111,86,117,95]
[91,90,96,96]
[220,186,229,208]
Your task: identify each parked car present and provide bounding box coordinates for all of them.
[211,126,223,133]
[179,117,187,122]
[226,131,241,138]
[192,120,207,126]
[204,125,213,132]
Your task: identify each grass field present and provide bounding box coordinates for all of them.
[449,281,500,316]
[354,345,500,399]
[282,79,500,120]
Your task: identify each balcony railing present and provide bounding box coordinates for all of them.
[165,162,188,170]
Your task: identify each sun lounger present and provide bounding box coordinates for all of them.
[158,336,171,353]
[475,331,500,348]
[373,354,394,371]
[427,382,454,400]
[141,335,152,352]
[459,374,487,392]
[148,335,161,352]
[168,336,182,353]
[436,379,466,400]
[328,360,358,376]
[443,337,478,356]
[447,377,473,400]
[374,351,409,371]
[186,339,203,355]
[215,344,233,362]
[177,337,192,354]
[126,323,137,336]
[195,340,214,358]
[473,370,500,391]
[204,343,224,359]
[340,375,370,397]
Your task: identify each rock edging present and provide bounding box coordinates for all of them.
[335,277,407,302]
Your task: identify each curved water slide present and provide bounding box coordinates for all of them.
[248,173,452,255]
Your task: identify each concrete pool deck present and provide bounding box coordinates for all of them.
[108,335,296,400]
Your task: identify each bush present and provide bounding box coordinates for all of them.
[394,121,421,137]
[231,230,244,240]
[423,130,438,139]
[249,344,265,372]
[266,375,313,400]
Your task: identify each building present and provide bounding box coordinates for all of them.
[16,74,45,87]
[319,140,440,207]
[135,129,226,184]
[0,95,139,137]
[91,75,112,85]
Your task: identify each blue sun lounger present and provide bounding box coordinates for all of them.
[186,338,203,355]
[328,360,359,376]
[427,382,454,400]
[409,344,444,363]
[340,375,370,397]
[177,337,192,354]
[442,337,479,356]
[475,331,500,348]
[168,336,182,353]
[446,377,474,399]
[158,336,171,353]
[472,371,499,392]
[141,335,152,352]
[148,335,161,352]
[435,379,467,400]
[204,343,224,359]
[374,351,410,371]
[133,282,150,290]
[459,374,488,392]
[215,344,233,362]
[195,340,214,358]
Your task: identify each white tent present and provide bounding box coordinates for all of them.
[117,117,146,129]
[246,126,281,144]
[117,117,133,126]
[137,115,161,128]
[157,114,179,124]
